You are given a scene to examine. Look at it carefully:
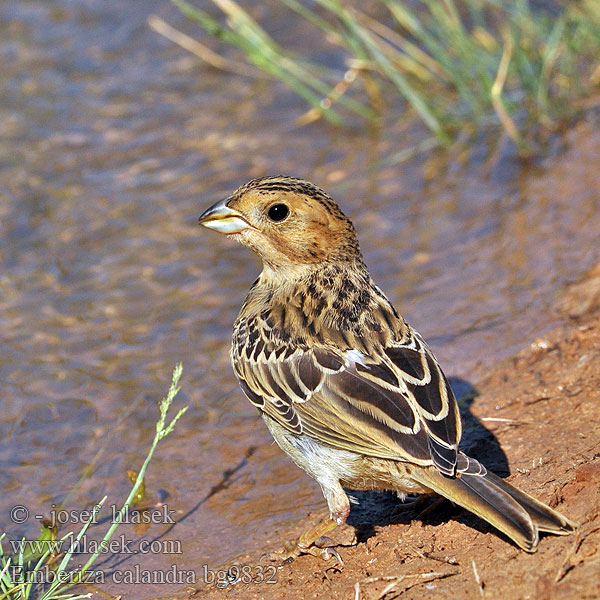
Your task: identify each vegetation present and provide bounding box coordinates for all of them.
[166,0,600,154]
[0,365,187,600]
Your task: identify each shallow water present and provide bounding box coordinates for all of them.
[1,1,600,597]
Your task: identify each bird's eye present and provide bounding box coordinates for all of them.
[267,203,289,222]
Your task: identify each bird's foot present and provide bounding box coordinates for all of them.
[269,535,343,565]
[267,515,344,565]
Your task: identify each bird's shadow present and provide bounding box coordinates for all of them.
[345,377,511,542]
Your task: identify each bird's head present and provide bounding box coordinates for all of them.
[198,176,362,279]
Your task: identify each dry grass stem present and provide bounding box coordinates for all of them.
[490,30,521,147]
[295,68,360,126]
[555,524,600,582]
[472,559,484,597]
[354,571,456,600]
[148,15,264,77]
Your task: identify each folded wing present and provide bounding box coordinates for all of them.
[233,320,463,476]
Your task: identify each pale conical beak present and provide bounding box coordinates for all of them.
[198,199,250,234]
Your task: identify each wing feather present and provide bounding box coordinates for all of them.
[233,320,462,474]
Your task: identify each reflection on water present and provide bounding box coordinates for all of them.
[1,1,599,597]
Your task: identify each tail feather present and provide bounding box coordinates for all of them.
[412,459,576,552]
[480,470,575,535]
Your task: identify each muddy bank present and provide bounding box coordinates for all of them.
[193,268,600,600]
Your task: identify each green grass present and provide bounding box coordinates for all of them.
[166,0,600,155]
[0,365,187,600]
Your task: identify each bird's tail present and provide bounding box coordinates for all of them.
[410,459,576,552]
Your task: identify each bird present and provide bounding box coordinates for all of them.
[198,175,575,560]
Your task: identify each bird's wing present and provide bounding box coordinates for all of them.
[233,323,462,476]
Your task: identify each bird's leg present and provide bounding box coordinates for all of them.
[414,496,445,520]
[273,505,349,564]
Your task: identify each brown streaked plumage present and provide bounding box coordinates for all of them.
[198,176,575,559]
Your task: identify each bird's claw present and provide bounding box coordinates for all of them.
[306,544,344,565]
